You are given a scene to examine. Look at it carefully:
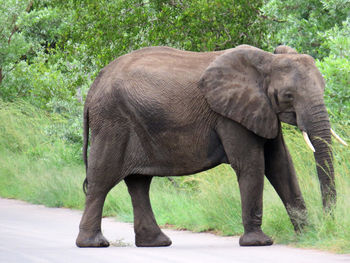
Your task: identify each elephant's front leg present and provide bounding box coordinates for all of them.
[124,175,172,247]
[217,121,273,246]
[236,150,273,246]
[264,131,308,232]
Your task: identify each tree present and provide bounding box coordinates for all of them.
[55,0,267,68]
[261,0,350,58]
[0,0,33,85]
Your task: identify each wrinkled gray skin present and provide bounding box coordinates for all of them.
[76,45,335,248]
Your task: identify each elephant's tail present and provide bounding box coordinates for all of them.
[82,106,89,195]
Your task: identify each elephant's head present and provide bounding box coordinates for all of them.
[199,45,346,211]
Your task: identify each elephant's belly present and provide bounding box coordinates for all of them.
[135,149,228,176]
[129,128,228,176]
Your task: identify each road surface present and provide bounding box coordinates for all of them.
[0,198,349,263]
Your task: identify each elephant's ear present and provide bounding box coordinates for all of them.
[199,46,278,139]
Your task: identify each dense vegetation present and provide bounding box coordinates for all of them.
[1,0,349,252]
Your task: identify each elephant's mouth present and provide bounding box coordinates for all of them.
[278,111,297,125]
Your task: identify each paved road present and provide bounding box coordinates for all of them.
[0,198,349,263]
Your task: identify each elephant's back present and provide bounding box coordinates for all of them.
[87,46,224,97]
[102,46,223,86]
[116,46,222,75]
[87,46,221,123]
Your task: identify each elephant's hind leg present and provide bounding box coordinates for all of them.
[125,175,172,247]
[76,166,121,247]
[76,186,110,247]
[76,135,126,247]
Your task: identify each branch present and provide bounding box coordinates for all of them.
[247,4,286,23]
[218,27,232,48]
[121,2,146,15]
[0,62,18,84]
[26,0,33,12]
[8,25,19,44]
[259,13,286,23]
[8,1,33,45]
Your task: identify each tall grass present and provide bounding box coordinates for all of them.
[0,100,349,253]
[0,100,85,208]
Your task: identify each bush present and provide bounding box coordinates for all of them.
[317,18,350,124]
[2,56,72,107]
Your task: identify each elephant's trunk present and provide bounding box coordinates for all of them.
[305,103,336,211]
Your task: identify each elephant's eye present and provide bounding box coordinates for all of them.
[284,92,293,101]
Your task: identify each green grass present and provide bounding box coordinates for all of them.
[0,99,85,208]
[0,100,349,253]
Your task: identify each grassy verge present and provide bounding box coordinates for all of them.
[0,100,85,208]
[0,100,349,253]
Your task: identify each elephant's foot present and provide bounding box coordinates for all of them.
[136,231,172,247]
[239,230,273,246]
[76,229,110,248]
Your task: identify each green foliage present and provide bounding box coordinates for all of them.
[54,0,266,68]
[1,54,74,106]
[318,57,350,124]
[317,18,350,124]
[0,0,31,82]
[147,0,267,51]
[262,0,350,58]
[18,5,68,49]
[0,0,96,110]
[0,99,82,162]
[0,100,84,204]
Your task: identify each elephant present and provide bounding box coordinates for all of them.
[76,44,346,248]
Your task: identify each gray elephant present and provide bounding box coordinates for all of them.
[76,45,346,248]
